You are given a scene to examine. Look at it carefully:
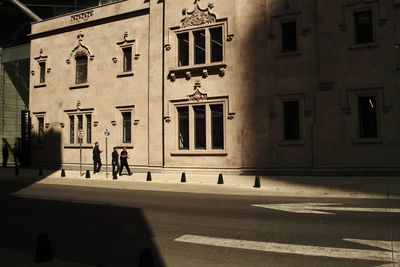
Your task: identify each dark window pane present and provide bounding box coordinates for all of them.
[177,107,189,150]
[284,101,300,140]
[210,27,223,62]
[75,55,88,84]
[355,11,373,44]
[38,117,45,144]
[211,104,224,149]
[39,62,46,83]
[86,114,92,143]
[122,112,132,143]
[281,21,297,52]
[77,115,83,143]
[194,30,206,64]
[178,32,189,66]
[194,105,206,149]
[69,115,74,144]
[358,96,377,138]
[123,47,132,72]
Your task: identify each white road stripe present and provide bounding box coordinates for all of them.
[175,235,398,264]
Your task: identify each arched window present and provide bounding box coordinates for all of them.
[75,55,88,84]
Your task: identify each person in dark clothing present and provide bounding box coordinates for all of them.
[2,144,9,168]
[119,147,132,176]
[111,147,119,175]
[12,143,19,167]
[92,142,102,173]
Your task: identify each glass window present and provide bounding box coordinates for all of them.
[358,96,377,138]
[69,115,74,144]
[177,107,189,150]
[193,30,206,65]
[178,32,189,67]
[283,101,300,140]
[39,62,46,83]
[211,104,224,149]
[38,117,45,144]
[122,112,132,143]
[75,55,88,84]
[123,47,132,72]
[281,21,297,52]
[210,27,223,62]
[194,105,206,149]
[355,11,373,44]
[77,115,83,143]
[86,114,92,144]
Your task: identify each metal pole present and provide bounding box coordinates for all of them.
[106,138,108,178]
[79,139,82,176]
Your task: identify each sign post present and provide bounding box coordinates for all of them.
[78,129,84,176]
[103,128,111,178]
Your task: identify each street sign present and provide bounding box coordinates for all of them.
[103,128,111,138]
[78,129,84,139]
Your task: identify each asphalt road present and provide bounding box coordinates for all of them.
[1,181,399,267]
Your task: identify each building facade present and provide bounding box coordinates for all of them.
[29,0,400,173]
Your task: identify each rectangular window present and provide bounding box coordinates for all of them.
[193,30,206,65]
[86,114,92,144]
[77,115,83,143]
[355,11,373,44]
[178,32,189,66]
[358,96,377,138]
[75,56,88,84]
[211,104,224,149]
[38,117,45,144]
[281,21,297,52]
[194,105,206,149]
[39,62,46,83]
[123,47,132,72]
[122,112,132,143]
[283,101,300,140]
[69,115,74,144]
[177,107,189,150]
[210,27,223,62]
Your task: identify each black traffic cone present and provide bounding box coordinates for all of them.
[38,169,43,176]
[217,173,224,184]
[61,169,66,177]
[85,170,90,178]
[138,248,154,267]
[181,172,186,183]
[113,171,118,180]
[35,232,53,263]
[146,171,152,181]
[254,176,261,188]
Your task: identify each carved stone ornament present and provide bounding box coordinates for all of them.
[189,80,208,101]
[67,32,95,64]
[60,122,65,128]
[111,120,117,127]
[93,121,99,127]
[134,119,139,125]
[181,0,217,28]
[45,123,50,129]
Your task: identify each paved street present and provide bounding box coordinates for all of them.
[1,180,399,267]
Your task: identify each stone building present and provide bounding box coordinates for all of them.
[29,0,400,174]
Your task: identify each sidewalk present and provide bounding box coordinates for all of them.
[0,168,399,199]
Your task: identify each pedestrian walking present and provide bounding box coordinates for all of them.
[111,147,119,176]
[12,143,19,167]
[119,147,132,176]
[2,143,9,168]
[92,142,102,174]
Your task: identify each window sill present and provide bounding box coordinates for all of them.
[171,150,228,156]
[349,43,379,50]
[69,83,89,90]
[276,51,302,58]
[64,145,94,149]
[352,138,383,144]
[169,62,227,81]
[278,140,305,146]
[116,71,134,78]
[34,83,47,88]
[114,145,134,149]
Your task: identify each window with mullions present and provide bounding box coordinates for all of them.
[210,27,223,62]
[194,105,206,149]
[178,107,189,150]
[122,112,132,143]
[211,104,224,149]
[283,101,300,140]
[38,117,45,144]
[281,21,297,52]
[123,47,132,72]
[194,30,206,65]
[39,62,46,83]
[86,114,92,144]
[75,55,88,84]
[178,32,189,67]
[358,96,377,138]
[354,11,373,44]
[69,115,74,144]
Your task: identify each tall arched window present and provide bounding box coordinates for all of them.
[75,55,88,84]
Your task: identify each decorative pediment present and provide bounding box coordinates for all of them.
[116,31,135,46]
[181,0,217,28]
[34,48,47,61]
[188,80,207,101]
[66,32,94,64]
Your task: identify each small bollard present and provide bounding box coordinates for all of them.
[38,169,43,176]
[217,173,224,184]
[181,172,186,183]
[254,176,261,188]
[113,172,118,180]
[61,169,66,177]
[35,232,53,263]
[85,170,90,179]
[146,171,152,181]
[138,248,154,267]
